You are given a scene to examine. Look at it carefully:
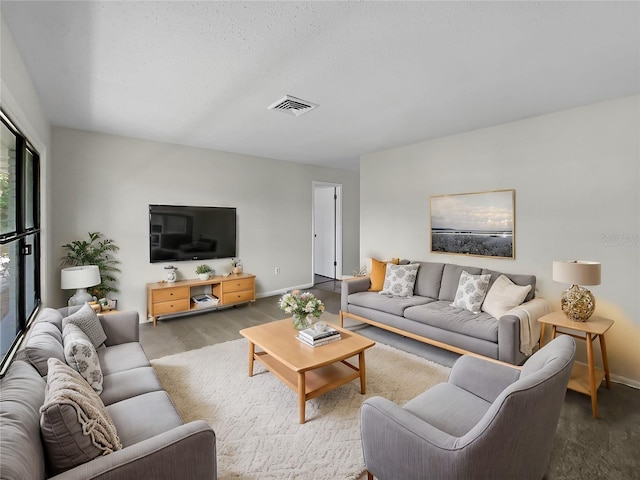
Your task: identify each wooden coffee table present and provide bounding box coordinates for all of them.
[239,318,375,423]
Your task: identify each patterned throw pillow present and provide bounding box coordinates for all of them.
[451,270,491,314]
[379,263,420,297]
[62,303,107,348]
[63,323,104,394]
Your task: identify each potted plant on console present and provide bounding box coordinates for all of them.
[195,264,213,281]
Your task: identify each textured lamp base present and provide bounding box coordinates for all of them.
[561,284,595,321]
[68,288,93,306]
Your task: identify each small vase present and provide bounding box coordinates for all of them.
[292,313,312,330]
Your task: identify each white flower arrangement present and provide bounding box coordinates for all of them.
[278,290,325,319]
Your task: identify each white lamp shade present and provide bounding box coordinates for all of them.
[61,265,101,289]
[552,261,601,286]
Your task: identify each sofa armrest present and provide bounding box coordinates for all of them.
[50,420,216,480]
[448,355,521,403]
[340,276,371,312]
[99,311,140,346]
[361,396,460,480]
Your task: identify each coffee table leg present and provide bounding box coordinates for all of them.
[359,351,366,394]
[248,342,255,377]
[298,372,306,424]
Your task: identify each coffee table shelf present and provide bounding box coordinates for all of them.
[255,351,361,398]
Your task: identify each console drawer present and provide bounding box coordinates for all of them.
[222,290,254,305]
[224,278,254,293]
[153,298,190,315]
[152,286,189,303]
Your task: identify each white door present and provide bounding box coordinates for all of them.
[313,184,339,279]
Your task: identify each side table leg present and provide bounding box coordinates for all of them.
[599,334,612,389]
[298,372,306,424]
[540,324,547,348]
[248,342,255,377]
[585,333,598,418]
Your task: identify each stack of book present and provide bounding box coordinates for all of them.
[296,326,341,347]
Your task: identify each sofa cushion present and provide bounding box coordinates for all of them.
[107,391,183,447]
[100,367,163,406]
[404,301,499,342]
[63,303,108,348]
[348,291,433,316]
[482,269,536,303]
[451,271,491,314]
[24,320,65,377]
[97,342,151,376]
[482,274,532,319]
[63,323,104,394]
[439,264,482,301]
[37,307,64,331]
[40,358,122,475]
[369,258,399,291]
[414,262,446,299]
[380,263,420,297]
[0,361,47,480]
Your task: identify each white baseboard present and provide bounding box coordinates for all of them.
[572,360,639,389]
[256,283,314,299]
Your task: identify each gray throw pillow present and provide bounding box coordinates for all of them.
[63,323,104,394]
[40,358,121,475]
[379,263,420,297]
[451,270,491,314]
[62,304,107,348]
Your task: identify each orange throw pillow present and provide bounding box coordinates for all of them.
[368,257,400,291]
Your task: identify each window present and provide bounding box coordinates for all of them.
[0,111,41,376]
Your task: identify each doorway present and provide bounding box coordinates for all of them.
[312,182,342,288]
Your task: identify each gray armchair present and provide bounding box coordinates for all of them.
[361,335,575,480]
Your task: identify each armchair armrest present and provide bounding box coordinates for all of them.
[340,276,371,312]
[361,397,462,480]
[448,355,520,403]
[50,420,216,480]
[99,311,140,346]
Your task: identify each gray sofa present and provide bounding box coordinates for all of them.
[0,307,216,480]
[340,261,550,365]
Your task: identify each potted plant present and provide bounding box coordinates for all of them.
[61,232,120,300]
[195,264,213,280]
[231,258,243,275]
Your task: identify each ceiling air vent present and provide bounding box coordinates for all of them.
[267,95,318,116]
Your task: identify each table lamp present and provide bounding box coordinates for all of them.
[552,260,601,321]
[61,265,101,306]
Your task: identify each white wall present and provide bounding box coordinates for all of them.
[360,96,640,385]
[0,14,53,303]
[50,127,359,319]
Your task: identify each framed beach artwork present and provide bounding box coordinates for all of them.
[430,189,515,259]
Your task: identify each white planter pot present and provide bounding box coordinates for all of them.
[198,273,210,281]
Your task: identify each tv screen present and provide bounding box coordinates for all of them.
[149,205,237,263]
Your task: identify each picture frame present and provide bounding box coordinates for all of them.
[430,189,515,259]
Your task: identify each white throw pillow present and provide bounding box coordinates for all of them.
[451,270,491,314]
[63,323,104,394]
[379,263,420,297]
[482,274,532,319]
[62,303,107,348]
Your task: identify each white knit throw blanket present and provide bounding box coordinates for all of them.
[41,359,122,454]
[506,297,551,356]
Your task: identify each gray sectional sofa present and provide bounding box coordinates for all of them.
[0,307,216,480]
[340,261,550,365]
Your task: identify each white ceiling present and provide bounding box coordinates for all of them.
[2,1,638,171]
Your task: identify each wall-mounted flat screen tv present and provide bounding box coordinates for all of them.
[149,205,237,263]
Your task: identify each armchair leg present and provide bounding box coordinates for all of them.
[367,471,374,480]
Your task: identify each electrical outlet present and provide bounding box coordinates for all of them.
[274,267,280,275]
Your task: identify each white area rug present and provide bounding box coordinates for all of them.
[151,337,450,479]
